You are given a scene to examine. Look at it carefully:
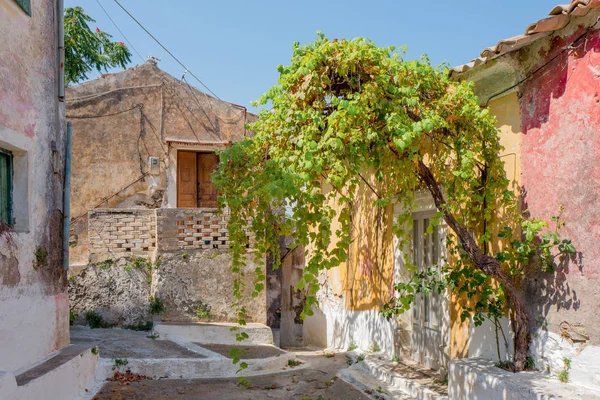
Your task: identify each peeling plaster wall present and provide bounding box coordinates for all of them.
[456,10,600,387]
[0,0,69,372]
[518,22,600,344]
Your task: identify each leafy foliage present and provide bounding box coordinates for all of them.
[149,296,165,315]
[64,7,131,84]
[213,33,576,371]
[85,310,106,329]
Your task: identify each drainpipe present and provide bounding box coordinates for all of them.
[62,121,72,270]
[57,0,65,100]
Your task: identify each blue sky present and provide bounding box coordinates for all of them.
[66,0,557,111]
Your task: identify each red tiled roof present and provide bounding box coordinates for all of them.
[452,0,600,75]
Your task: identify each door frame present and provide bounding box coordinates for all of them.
[393,193,451,372]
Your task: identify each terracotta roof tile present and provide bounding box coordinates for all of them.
[452,0,600,76]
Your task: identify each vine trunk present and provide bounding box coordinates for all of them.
[418,161,529,372]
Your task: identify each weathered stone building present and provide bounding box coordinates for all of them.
[0,0,96,398]
[66,61,272,329]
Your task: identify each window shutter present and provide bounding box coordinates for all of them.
[14,0,31,16]
[0,150,13,226]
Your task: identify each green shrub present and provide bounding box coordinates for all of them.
[149,296,165,314]
[194,303,211,319]
[126,321,153,331]
[85,310,106,329]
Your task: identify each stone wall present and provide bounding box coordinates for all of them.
[68,262,153,327]
[70,207,266,327]
[88,209,157,263]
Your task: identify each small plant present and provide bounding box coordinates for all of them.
[433,376,449,385]
[124,256,148,273]
[369,342,381,353]
[126,321,153,331]
[194,303,211,320]
[558,369,569,383]
[356,355,364,362]
[85,310,106,329]
[347,340,358,351]
[558,357,571,383]
[181,253,188,260]
[146,333,159,340]
[69,310,78,326]
[33,247,48,269]
[149,296,165,314]
[112,358,129,371]
[495,360,513,371]
[287,359,303,367]
[152,256,161,269]
[291,376,299,383]
[524,355,536,371]
[91,346,99,355]
[238,376,251,389]
[97,260,113,270]
[392,356,400,363]
[263,384,277,390]
[323,352,335,358]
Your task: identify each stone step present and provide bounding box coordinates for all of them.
[15,344,91,386]
[153,322,273,345]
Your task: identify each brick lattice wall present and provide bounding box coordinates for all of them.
[156,208,239,252]
[88,209,157,263]
[88,208,253,263]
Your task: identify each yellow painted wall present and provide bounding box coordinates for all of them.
[449,91,523,359]
[322,171,395,311]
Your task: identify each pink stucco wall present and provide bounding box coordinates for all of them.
[0,0,69,371]
[520,26,600,341]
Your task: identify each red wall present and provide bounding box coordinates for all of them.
[520,26,600,336]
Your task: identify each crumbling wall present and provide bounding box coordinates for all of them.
[68,262,152,327]
[153,250,266,324]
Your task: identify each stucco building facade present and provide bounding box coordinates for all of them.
[0,0,97,398]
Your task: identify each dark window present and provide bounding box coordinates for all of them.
[0,149,13,226]
[14,0,31,16]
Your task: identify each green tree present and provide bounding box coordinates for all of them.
[213,33,575,372]
[64,6,132,85]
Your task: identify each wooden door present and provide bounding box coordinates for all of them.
[197,153,219,208]
[177,151,197,208]
[411,213,444,370]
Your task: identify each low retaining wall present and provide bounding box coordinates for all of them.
[448,358,600,400]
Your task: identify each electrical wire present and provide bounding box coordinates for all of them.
[112,0,224,102]
[95,0,144,62]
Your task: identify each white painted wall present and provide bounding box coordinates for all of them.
[530,328,600,391]
[304,299,398,357]
[468,317,514,363]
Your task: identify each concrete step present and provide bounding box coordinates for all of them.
[352,355,448,400]
[11,344,97,400]
[153,322,273,345]
[340,363,415,399]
